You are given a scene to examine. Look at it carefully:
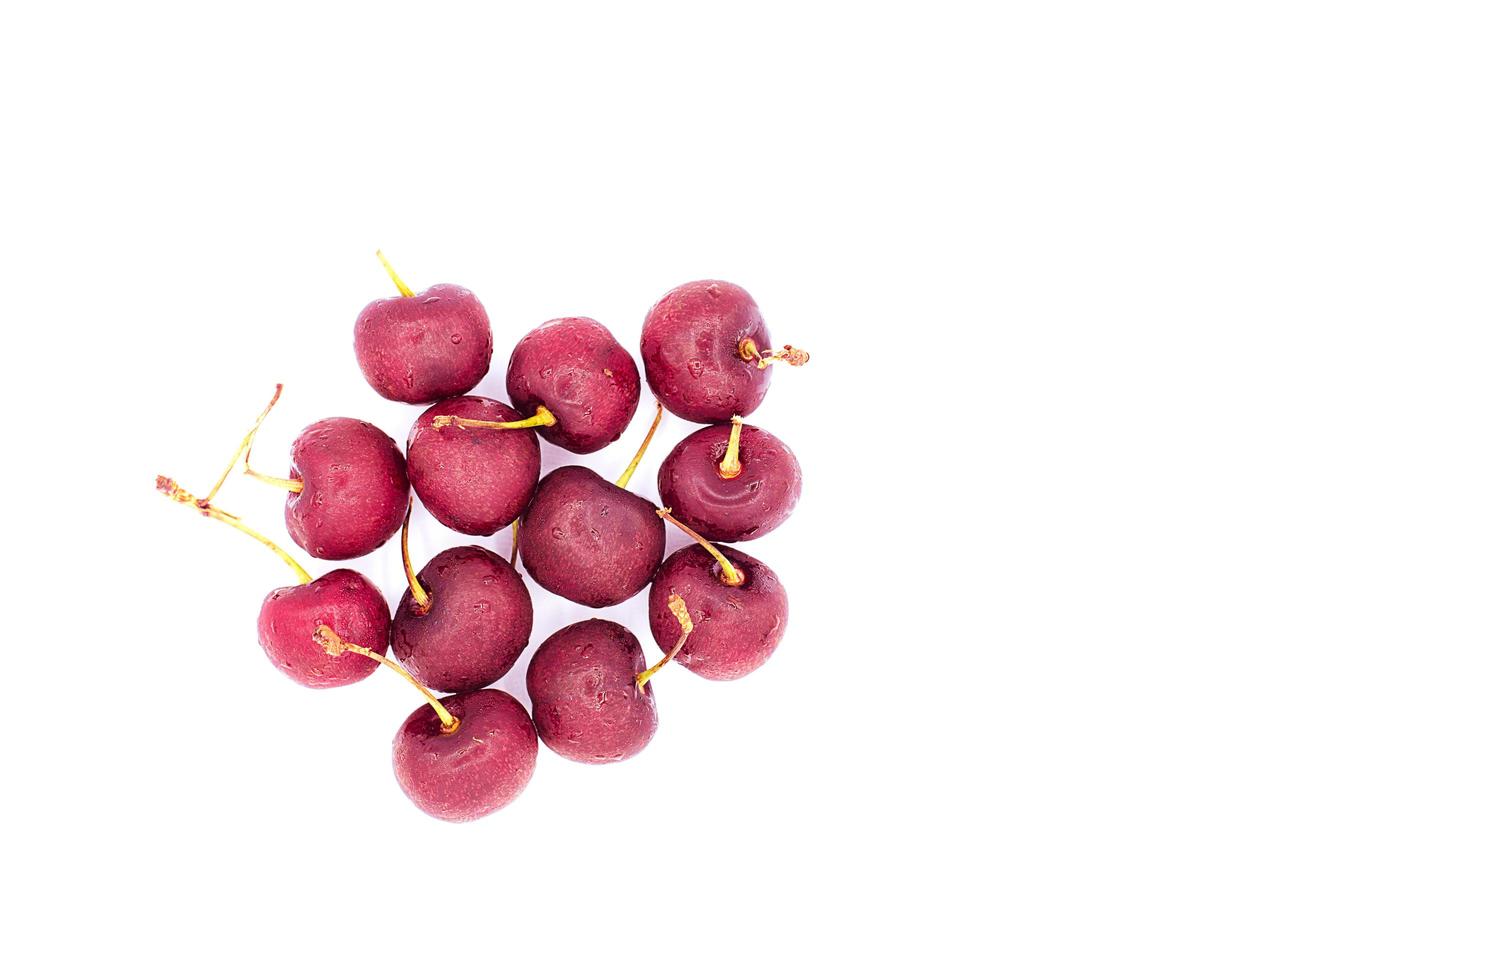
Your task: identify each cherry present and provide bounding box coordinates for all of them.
[259,570,389,688]
[306,623,536,821]
[656,415,802,542]
[279,419,408,559]
[237,386,408,560]
[649,510,788,681]
[505,316,642,454]
[354,251,493,404]
[391,504,532,694]
[518,404,666,607]
[392,688,538,822]
[526,619,658,764]
[406,395,542,536]
[640,280,808,423]
[156,475,388,688]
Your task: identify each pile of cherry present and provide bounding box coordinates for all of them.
[158,254,807,822]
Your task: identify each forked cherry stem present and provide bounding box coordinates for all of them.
[719,415,744,479]
[401,499,432,614]
[314,626,459,734]
[228,387,303,493]
[636,594,693,691]
[432,405,556,431]
[156,475,313,585]
[204,384,284,503]
[657,507,745,586]
[376,249,415,298]
[737,338,811,369]
[616,402,664,489]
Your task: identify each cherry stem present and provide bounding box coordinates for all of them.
[235,392,303,493]
[432,405,556,431]
[244,468,304,493]
[636,594,693,691]
[376,249,415,298]
[657,507,745,586]
[156,475,313,585]
[510,518,521,566]
[719,415,744,479]
[204,384,284,504]
[401,499,432,614]
[737,338,811,370]
[616,402,664,489]
[314,626,459,734]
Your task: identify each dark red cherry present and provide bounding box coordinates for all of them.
[640,280,807,423]
[392,688,538,822]
[278,417,409,560]
[656,418,801,542]
[257,569,389,688]
[354,253,492,404]
[519,466,665,608]
[648,539,788,681]
[392,545,532,694]
[517,405,666,607]
[406,396,541,537]
[526,619,658,764]
[506,317,641,454]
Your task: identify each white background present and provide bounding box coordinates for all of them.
[3,2,1496,977]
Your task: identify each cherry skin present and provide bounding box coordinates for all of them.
[392,688,538,822]
[257,569,390,688]
[284,418,408,560]
[406,396,541,536]
[355,283,492,404]
[526,619,658,764]
[518,466,665,607]
[640,280,773,423]
[657,422,802,542]
[648,544,788,681]
[392,546,532,694]
[506,317,642,454]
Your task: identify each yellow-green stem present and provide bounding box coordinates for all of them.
[238,398,302,493]
[657,507,745,586]
[401,500,432,614]
[616,402,664,489]
[314,626,458,734]
[376,249,415,298]
[205,384,284,503]
[432,406,556,431]
[156,475,312,584]
[636,594,693,690]
[719,415,744,479]
[244,468,304,492]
